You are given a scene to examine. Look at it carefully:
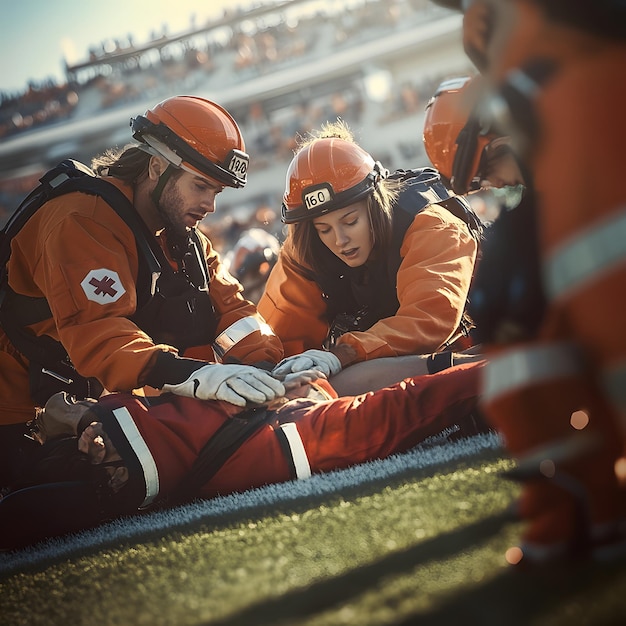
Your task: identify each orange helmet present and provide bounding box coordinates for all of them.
[281,137,386,224]
[131,96,249,188]
[423,76,496,194]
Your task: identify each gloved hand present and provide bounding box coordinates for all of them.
[162,363,285,407]
[272,349,342,379]
[281,369,327,391]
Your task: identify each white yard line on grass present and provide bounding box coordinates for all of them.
[0,432,503,573]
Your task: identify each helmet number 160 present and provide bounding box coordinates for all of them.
[305,187,332,210]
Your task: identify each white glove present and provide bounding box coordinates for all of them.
[281,369,327,391]
[272,349,342,379]
[162,363,285,407]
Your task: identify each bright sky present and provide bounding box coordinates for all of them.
[0,0,279,94]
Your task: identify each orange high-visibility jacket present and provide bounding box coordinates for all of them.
[259,203,478,360]
[481,47,626,541]
[0,178,283,424]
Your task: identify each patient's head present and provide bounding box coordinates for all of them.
[32,392,98,443]
[29,393,128,493]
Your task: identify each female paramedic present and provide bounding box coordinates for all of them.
[258,120,482,379]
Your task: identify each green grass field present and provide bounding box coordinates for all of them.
[1,446,625,626]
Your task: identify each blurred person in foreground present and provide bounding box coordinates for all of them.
[0,96,285,489]
[432,0,626,564]
[0,352,487,550]
[259,119,483,381]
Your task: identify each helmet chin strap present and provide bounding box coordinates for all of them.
[150,163,175,206]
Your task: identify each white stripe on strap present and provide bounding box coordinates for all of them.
[213,315,275,360]
[112,406,160,508]
[483,342,584,403]
[279,422,312,480]
[545,208,626,301]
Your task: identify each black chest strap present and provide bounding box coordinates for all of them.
[173,405,273,504]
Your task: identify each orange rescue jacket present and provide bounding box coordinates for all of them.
[0,178,283,424]
[259,203,478,360]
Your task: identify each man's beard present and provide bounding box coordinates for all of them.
[157,180,191,244]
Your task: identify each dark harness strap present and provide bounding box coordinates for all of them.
[173,405,274,503]
[0,172,169,403]
[0,174,164,328]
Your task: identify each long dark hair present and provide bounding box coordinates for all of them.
[91,144,152,184]
[283,182,401,275]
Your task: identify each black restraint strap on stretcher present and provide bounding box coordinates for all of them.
[174,405,275,503]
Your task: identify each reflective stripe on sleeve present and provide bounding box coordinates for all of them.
[508,68,543,100]
[602,360,626,417]
[545,208,626,301]
[483,342,584,404]
[213,315,275,361]
[112,406,160,508]
[278,422,312,479]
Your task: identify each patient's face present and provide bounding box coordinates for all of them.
[34,392,98,443]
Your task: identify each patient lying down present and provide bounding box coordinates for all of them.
[1,354,487,550]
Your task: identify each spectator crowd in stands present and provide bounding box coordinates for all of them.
[0,0,470,250]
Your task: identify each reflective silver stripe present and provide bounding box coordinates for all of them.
[112,406,160,508]
[546,209,626,300]
[213,315,274,360]
[508,68,542,101]
[279,422,311,480]
[602,359,626,416]
[483,342,584,403]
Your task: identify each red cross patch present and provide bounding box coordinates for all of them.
[80,268,126,304]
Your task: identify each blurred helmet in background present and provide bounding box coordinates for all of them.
[423,75,497,194]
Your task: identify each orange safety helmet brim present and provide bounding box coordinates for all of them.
[423,76,495,194]
[131,96,249,188]
[281,137,385,224]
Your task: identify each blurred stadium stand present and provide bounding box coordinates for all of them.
[0,0,476,244]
